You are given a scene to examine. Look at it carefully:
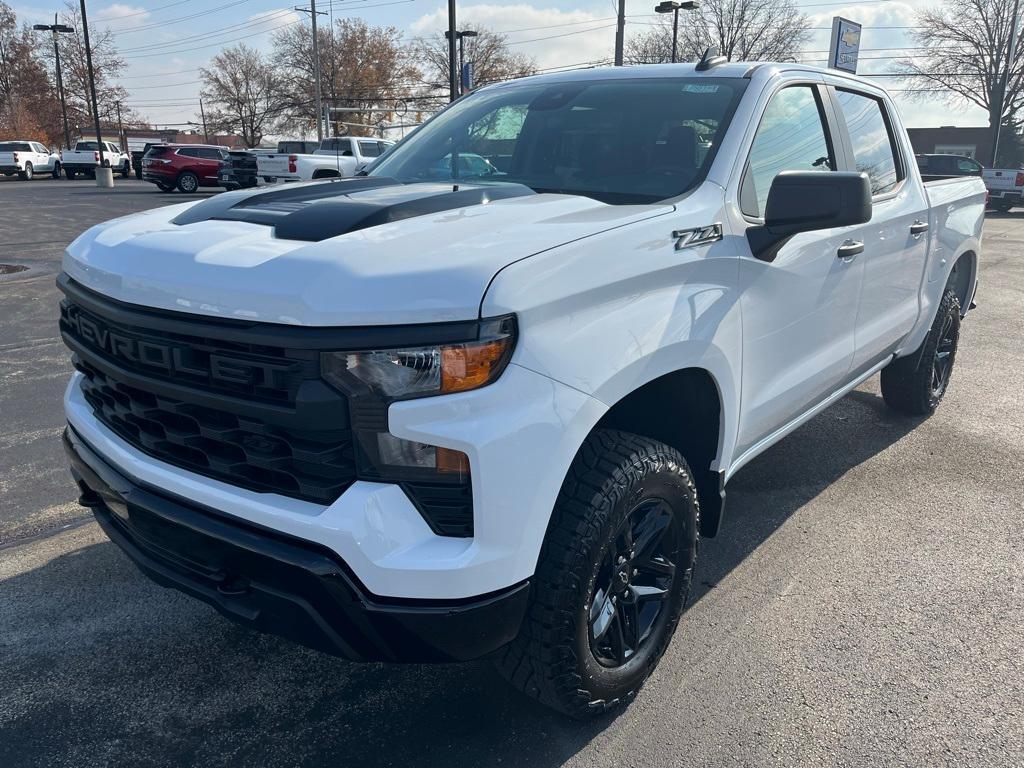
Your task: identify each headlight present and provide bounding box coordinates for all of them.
[320,315,516,400]
[318,316,516,537]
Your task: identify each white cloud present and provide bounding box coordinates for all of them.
[410,4,617,70]
[94,4,150,29]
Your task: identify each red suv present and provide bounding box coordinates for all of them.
[141,144,230,193]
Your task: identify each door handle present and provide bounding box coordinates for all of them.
[910,220,929,236]
[837,240,864,260]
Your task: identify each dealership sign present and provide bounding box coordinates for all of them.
[828,17,862,73]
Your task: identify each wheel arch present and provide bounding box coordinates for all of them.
[591,367,728,538]
[945,248,977,316]
[312,169,341,179]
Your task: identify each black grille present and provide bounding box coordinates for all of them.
[59,276,474,534]
[59,299,311,403]
[76,359,356,503]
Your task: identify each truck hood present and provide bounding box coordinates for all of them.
[63,179,672,326]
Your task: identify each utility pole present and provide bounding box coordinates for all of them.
[447,0,458,101]
[79,0,105,168]
[114,100,124,151]
[295,1,327,139]
[614,0,625,66]
[199,98,209,143]
[991,0,1021,167]
[33,15,75,149]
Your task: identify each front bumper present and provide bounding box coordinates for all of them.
[65,426,529,662]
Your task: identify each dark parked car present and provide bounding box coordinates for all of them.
[218,150,259,190]
[916,153,984,183]
[132,142,165,180]
[141,144,230,192]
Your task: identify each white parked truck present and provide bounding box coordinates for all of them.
[60,61,984,718]
[0,140,61,180]
[256,136,394,182]
[982,167,1023,212]
[60,140,131,179]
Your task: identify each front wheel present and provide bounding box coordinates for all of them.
[51,162,61,179]
[120,160,131,178]
[881,290,961,415]
[496,429,699,718]
[18,162,33,180]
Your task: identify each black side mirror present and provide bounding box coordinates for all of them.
[747,171,872,262]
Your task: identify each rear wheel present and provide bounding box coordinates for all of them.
[881,290,961,415]
[496,429,699,718]
[177,171,199,193]
[65,168,77,179]
[18,162,32,180]
[155,181,174,192]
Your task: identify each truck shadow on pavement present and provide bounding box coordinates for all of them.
[0,385,922,768]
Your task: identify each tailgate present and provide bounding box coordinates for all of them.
[0,152,16,165]
[982,170,1021,191]
[256,154,296,179]
[63,151,97,164]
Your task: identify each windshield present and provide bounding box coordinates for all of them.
[370,77,746,204]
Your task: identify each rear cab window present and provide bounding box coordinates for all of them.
[833,89,904,196]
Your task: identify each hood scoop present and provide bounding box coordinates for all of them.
[171,177,536,242]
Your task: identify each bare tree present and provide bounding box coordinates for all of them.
[415,26,536,100]
[274,18,415,137]
[898,0,1022,165]
[200,43,284,147]
[53,0,128,134]
[0,3,60,143]
[627,0,811,65]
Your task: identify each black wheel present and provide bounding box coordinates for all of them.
[65,168,77,179]
[18,162,33,180]
[51,162,61,179]
[991,201,1014,213]
[881,290,961,415]
[177,171,199,193]
[134,168,142,180]
[496,429,699,718]
[222,183,240,192]
[120,160,131,178]
[155,181,175,192]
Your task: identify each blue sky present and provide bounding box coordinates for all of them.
[13,0,989,132]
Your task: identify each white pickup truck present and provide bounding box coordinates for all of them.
[60,140,132,179]
[982,167,1023,212]
[59,61,984,718]
[256,136,394,182]
[0,140,61,180]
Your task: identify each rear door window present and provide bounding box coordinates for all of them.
[358,140,383,158]
[740,85,836,218]
[833,89,902,195]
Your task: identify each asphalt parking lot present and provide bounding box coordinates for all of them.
[1,176,1022,767]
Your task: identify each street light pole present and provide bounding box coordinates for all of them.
[446,29,478,95]
[655,1,699,64]
[78,0,105,169]
[33,15,75,149]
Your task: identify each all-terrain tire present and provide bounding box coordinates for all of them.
[881,290,961,415]
[495,429,699,718]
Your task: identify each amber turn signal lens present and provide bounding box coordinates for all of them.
[440,337,513,394]
[435,446,470,475]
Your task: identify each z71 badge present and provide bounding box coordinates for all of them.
[672,223,723,251]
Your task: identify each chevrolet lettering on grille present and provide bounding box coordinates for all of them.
[61,302,297,387]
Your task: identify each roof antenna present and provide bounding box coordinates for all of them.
[696,47,728,71]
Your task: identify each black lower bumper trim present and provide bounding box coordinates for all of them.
[63,427,528,663]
